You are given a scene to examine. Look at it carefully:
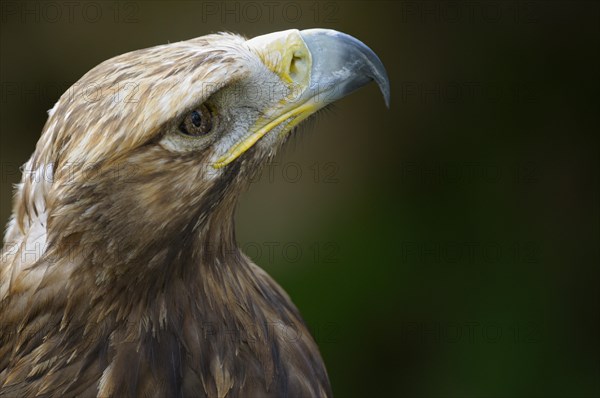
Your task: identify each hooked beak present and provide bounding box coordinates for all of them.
[213,28,390,169]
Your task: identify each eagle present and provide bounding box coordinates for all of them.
[0,29,389,397]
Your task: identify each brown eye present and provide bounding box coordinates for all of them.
[179,104,213,136]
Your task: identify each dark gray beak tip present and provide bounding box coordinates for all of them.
[379,74,391,109]
[300,29,391,109]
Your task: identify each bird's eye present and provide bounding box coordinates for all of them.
[179,104,213,137]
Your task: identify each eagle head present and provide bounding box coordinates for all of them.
[1,29,389,397]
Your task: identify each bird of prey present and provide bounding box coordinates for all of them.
[0,29,389,397]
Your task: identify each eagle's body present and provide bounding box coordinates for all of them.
[0,30,388,397]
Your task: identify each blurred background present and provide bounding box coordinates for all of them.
[1,1,598,397]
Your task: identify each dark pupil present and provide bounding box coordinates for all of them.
[191,111,202,127]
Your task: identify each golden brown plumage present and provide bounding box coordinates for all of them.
[0,29,389,397]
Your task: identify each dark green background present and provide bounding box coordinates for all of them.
[1,1,598,397]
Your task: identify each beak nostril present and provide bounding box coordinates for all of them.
[290,55,299,74]
[245,30,312,86]
[288,51,308,83]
